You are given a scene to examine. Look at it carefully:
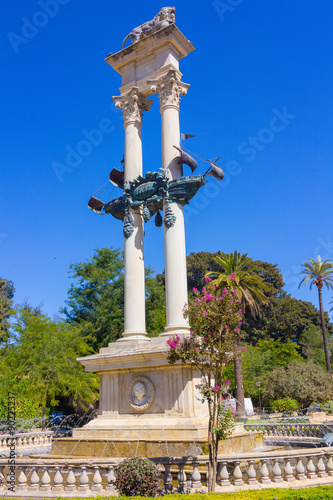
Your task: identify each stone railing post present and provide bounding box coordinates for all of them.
[163,463,173,493]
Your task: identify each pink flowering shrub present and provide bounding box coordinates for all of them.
[166,276,242,492]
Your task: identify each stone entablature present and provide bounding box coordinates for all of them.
[105,24,194,97]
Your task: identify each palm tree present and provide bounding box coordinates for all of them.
[299,256,333,374]
[206,251,269,416]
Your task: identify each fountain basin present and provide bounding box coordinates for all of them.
[51,428,264,458]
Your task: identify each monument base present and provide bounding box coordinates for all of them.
[53,338,263,458]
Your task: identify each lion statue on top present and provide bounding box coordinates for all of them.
[122,7,176,48]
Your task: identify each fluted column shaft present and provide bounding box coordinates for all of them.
[150,70,190,336]
[113,88,153,341]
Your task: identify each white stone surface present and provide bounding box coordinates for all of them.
[112,88,153,341]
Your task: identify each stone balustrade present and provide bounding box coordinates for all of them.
[245,423,333,438]
[1,448,333,496]
[0,431,71,449]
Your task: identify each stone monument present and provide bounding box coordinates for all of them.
[52,8,261,458]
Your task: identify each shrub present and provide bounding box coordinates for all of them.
[321,401,333,414]
[114,457,161,497]
[263,360,333,408]
[271,398,300,414]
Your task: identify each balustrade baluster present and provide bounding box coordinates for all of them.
[272,458,283,483]
[306,456,317,479]
[0,466,6,488]
[163,463,173,493]
[284,458,295,482]
[106,465,116,492]
[259,459,271,484]
[92,466,103,491]
[247,459,258,485]
[65,467,76,491]
[191,462,202,489]
[78,466,89,492]
[28,467,40,490]
[40,468,51,491]
[177,463,186,493]
[296,457,306,480]
[52,466,64,491]
[17,467,27,490]
[317,456,327,478]
[233,460,244,486]
[326,453,333,476]
[218,461,230,487]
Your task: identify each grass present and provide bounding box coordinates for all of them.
[3,485,333,500]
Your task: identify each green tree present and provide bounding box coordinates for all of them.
[224,340,301,404]
[206,251,269,416]
[62,247,125,350]
[299,256,333,374]
[63,247,167,349]
[0,312,98,429]
[245,293,332,345]
[300,326,333,368]
[145,276,166,336]
[167,277,241,492]
[264,359,333,408]
[0,277,15,341]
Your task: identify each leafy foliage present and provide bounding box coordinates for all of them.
[223,340,301,404]
[300,326,333,367]
[114,458,161,497]
[0,277,15,341]
[0,389,44,425]
[271,398,300,414]
[320,401,333,415]
[215,402,235,440]
[206,251,269,416]
[62,247,124,349]
[186,251,333,346]
[167,276,242,492]
[145,275,166,336]
[0,312,99,428]
[263,359,333,407]
[62,247,166,348]
[206,251,269,316]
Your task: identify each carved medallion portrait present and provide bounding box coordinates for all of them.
[128,376,155,411]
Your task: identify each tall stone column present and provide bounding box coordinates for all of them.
[150,70,191,337]
[113,87,153,341]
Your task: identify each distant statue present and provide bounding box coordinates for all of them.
[122,7,176,48]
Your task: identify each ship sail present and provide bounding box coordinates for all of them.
[206,162,224,180]
[88,196,104,214]
[109,168,124,189]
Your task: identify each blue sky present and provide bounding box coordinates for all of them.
[1,0,333,317]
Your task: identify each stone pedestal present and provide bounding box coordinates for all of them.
[75,338,209,444]
[57,338,258,458]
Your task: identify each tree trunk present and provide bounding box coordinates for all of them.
[234,339,246,416]
[318,286,332,374]
[207,420,218,492]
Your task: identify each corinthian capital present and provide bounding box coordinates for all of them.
[148,70,190,110]
[112,87,153,125]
